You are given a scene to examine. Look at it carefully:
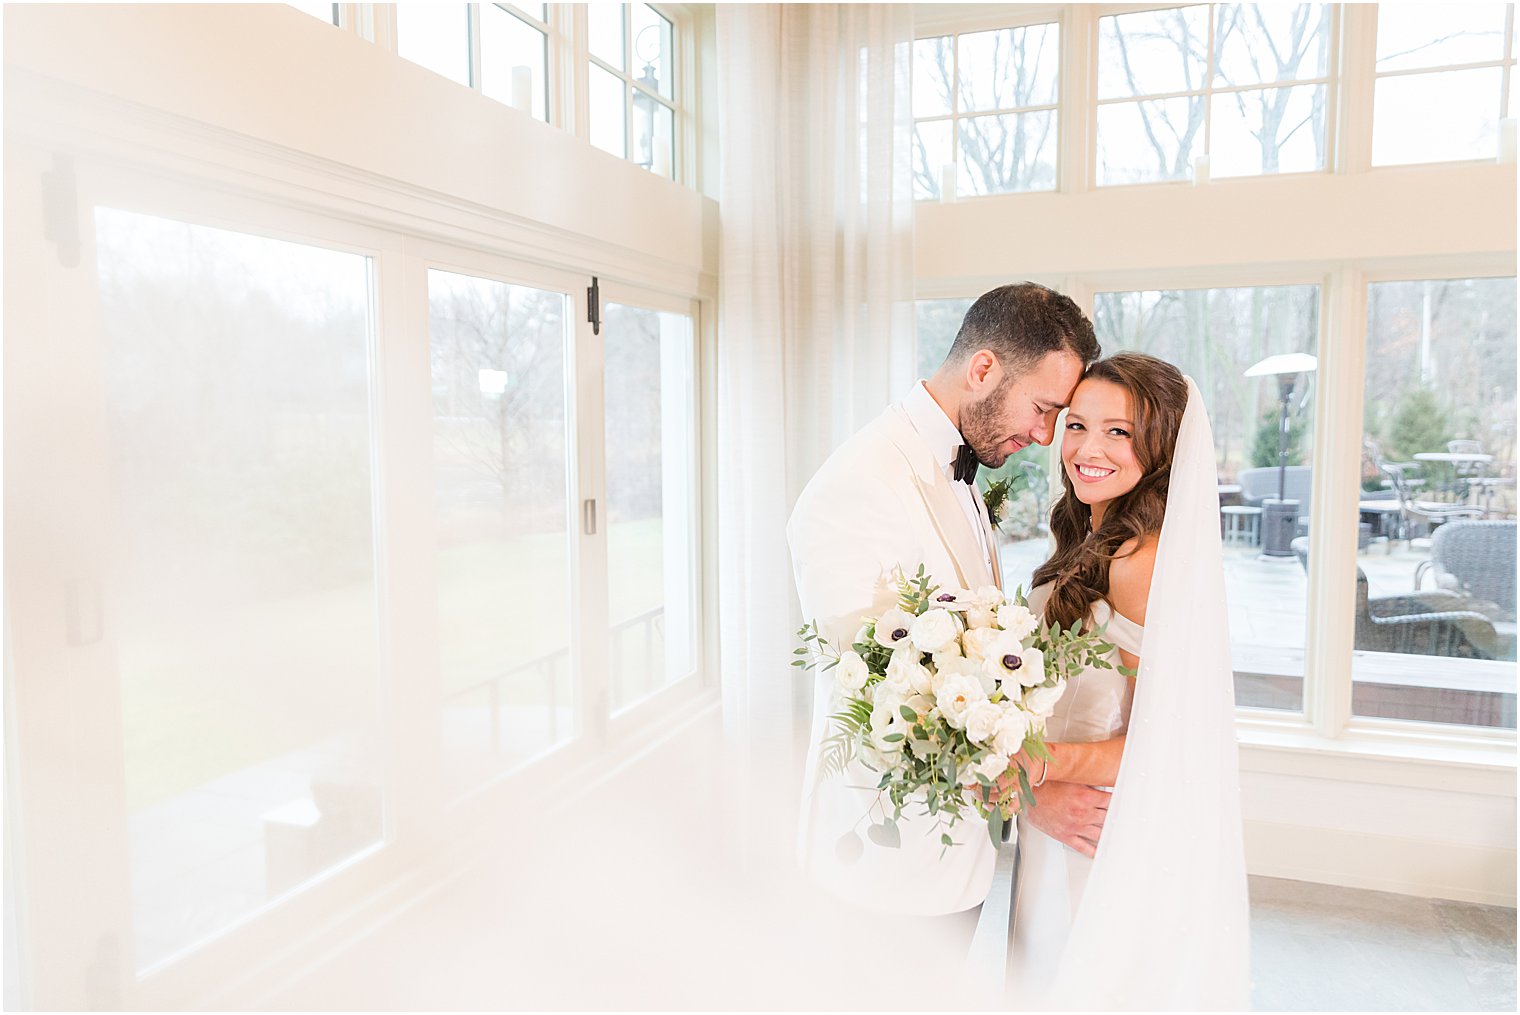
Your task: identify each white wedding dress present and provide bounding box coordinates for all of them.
[1007,585,1139,1005]
[991,378,1249,1011]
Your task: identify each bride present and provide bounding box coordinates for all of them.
[1002,352,1251,1009]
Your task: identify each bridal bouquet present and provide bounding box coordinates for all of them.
[795,566,1125,852]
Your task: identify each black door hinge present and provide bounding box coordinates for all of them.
[588,276,601,335]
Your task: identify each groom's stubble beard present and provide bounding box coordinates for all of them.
[960,374,1025,469]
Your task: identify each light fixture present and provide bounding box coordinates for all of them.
[631,24,662,171]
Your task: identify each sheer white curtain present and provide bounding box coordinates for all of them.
[716,4,915,853]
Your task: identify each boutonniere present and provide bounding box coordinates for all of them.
[983,477,1012,531]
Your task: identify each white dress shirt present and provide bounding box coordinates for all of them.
[901,380,996,577]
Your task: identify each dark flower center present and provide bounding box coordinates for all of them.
[893,628,909,640]
[1002,654,1021,670]
[936,594,955,602]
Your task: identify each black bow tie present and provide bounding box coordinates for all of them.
[953,444,979,485]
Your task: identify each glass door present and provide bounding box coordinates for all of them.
[5,155,393,1004]
[598,287,701,717]
[422,261,587,796]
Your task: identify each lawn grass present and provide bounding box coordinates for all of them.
[119,519,673,811]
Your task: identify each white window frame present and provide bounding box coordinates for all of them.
[915,255,1517,772]
[1089,2,1340,187]
[3,59,718,1007]
[580,2,687,181]
[911,9,1065,201]
[1368,2,1517,168]
[373,3,564,126]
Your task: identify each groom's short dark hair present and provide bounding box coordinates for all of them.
[945,282,1100,376]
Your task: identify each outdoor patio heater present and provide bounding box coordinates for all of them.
[1245,353,1318,559]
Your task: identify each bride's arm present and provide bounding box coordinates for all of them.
[1017,534,1155,789]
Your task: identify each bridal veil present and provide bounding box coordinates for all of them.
[1041,376,1251,1010]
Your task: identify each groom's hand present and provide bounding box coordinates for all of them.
[1021,781,1109,859]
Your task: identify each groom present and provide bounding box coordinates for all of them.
[787,282,1104,916]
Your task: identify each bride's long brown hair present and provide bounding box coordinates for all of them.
[1030,352,1188,632]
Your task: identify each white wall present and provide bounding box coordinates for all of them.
[916,164,1516,285]
[4,3,717,292]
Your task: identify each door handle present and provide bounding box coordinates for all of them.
[583,498,597,535]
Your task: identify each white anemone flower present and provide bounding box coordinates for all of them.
[924,586,975,611]
[873,608,917,650]
[982,634,1045,689]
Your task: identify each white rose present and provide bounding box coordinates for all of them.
[961,626,1002,665]
[974,752,1010,783]
[873,608,917,650]
[883,648,919,692]
[973,585,1004,610]
[997,602,1039,641]
[872,685,906,724]
[936,673,987,729]
[903,693,937,721]
[967,589,1000,628]
[1024,680,1067,719]
[869,723,905,757]
[909,609,961,654]
[906,658,936,696]
[835,651,869,692]
[860,742,900,771]
[933,652,977,678]
[964,700,1003,745]
[991,705,1032,756]
[932,639,963,660]
[965,606,998,630]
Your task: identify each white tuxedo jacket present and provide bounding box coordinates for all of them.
[786,400,1003,915]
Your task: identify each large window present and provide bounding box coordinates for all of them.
[1096,4,1331,185]
[428,270,575,794]
[1355,276,1517,728]
[588,3,678,179]
[1372,3,1517,166]
[1095,284,1321,712]
[397,3,552,122]
[912,20,1060,199]
[94,208,385,971]
[602,302,699,712]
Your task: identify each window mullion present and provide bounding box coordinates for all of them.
[950,30,961,197]
[1203,2,1216,160]
[1305,266,1366,740]
[468,3,483,92]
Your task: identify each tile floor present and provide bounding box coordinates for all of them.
[259,843,1515,1010]
[1248,876,1516,1011]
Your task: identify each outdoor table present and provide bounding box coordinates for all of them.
[1413,452,1494,509]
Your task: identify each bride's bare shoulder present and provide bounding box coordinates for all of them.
[1108,532,1159,625]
